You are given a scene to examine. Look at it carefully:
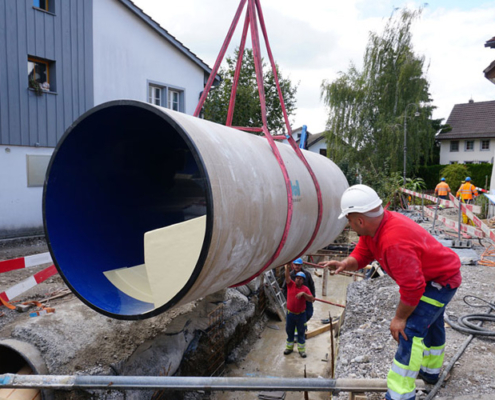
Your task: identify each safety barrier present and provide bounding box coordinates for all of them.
[448,193,495,243]
[0,265,57,303]
[400,188,481,214]
[0,252,53,274]
[422,207,483,238]
[400,188,495,243]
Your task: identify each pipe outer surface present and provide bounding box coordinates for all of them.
[43,100,348,319]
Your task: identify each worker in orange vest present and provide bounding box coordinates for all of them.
[456,177,478,204]
[434,178,451,200]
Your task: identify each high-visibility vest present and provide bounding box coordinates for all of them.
[435,182,450,196]
[456,182,478,200]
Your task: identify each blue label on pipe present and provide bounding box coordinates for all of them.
[291,180,301,197]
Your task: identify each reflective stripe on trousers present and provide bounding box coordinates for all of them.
[421,344,445,375]
[385,283,458,400]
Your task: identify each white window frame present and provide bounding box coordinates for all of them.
[148,84,163,106]
[481,139,490,151]
[465,140,474,151]
[147,80,185,112]
[450,141,459,152]
[168,89,180,111]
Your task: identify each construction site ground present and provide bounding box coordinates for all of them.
[214,272,352,400]
[1,205,495,400]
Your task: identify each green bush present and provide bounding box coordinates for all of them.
[417,164,492,190]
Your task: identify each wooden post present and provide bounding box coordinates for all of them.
[322,266,328,296]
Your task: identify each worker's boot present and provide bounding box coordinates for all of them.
[283,348,293,355]
[418,370,438,385]
[299,351,307,358]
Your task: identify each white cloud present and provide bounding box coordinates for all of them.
[132,0,495,132]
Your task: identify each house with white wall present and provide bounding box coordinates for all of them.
[436,100,495,166]
[283,126,328,157]
[0,0,218,239]
[306,132,328,156]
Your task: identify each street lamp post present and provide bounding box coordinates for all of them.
[403,103,420,186]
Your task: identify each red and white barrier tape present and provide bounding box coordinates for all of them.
[400,188,482,214]
[0,252,53,274]
[423,207,483,238]
[448,193,495,242]
[0,265,58,303]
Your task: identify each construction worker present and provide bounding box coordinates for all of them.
[283,265,314,358]
[283,258,316,330]
[434,177,450,200]
[456,177,478,204]
[320,185,461,400]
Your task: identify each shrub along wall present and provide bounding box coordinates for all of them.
[417,164,493,190]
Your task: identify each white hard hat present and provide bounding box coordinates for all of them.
[338,184,383,219]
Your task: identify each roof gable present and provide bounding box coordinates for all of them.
[436,100,495,140]
[119,0,219,81]
[486,36,495,48]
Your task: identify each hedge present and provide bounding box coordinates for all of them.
[416,164,492,190]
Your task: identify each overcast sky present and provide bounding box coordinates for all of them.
[133,0,495,133]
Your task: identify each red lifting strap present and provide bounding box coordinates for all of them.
[194,0,323,286]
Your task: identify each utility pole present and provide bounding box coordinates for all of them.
[403,103,419,186]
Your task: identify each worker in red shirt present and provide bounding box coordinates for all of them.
[283,263,314,358]
[320,185,461,400]
[434,177,450,200]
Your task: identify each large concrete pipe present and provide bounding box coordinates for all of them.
[43,100,348,320]
[0,339,53,399]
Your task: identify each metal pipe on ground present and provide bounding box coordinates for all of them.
[43,100,348,320]
[0,374,426,393]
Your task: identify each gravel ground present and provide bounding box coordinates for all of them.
[333,210,495,400]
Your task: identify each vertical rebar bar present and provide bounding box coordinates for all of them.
[329,310,335,378]
[432,199,440,231]
[421,190,425,220]
[458,198,462,242]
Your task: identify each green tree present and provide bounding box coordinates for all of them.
[203,48,298,134]
[321,8,436,178]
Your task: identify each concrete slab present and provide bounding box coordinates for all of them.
[215,269,354,400]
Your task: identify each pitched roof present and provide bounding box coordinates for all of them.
[436,100,495,140]
[119,0,220,82]
[307,131,326,147]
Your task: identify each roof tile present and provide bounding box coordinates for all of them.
[436,100,495,140]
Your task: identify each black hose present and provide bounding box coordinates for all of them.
[424,295,494,400]
[444,295,495,336]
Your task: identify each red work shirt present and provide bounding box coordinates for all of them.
[286,280,311,313]
[350,210,462,307]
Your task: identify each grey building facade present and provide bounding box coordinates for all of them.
[0,0,94,148]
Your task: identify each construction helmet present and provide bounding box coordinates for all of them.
[293,258,303,265]
[441,177,446,181]
[466,177,471,181]
[338,185,383,219]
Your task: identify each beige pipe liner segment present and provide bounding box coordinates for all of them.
[103,102,348,312]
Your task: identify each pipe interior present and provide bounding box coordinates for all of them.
[0,347,26,374]
[44,105,210,319]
